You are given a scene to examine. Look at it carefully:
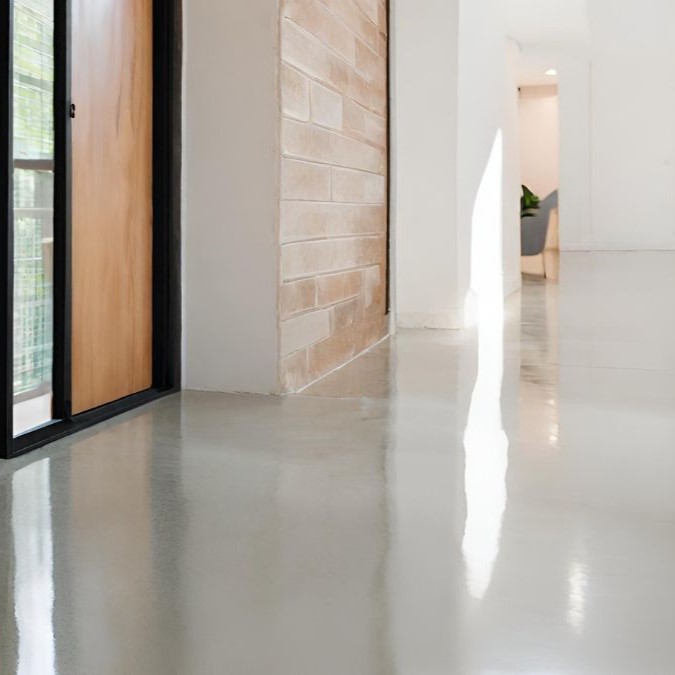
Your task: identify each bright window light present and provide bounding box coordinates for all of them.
[546,68,558,76]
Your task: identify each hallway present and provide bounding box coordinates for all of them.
[2,252,675,674]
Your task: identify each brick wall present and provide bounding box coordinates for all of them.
[279,0,389,391]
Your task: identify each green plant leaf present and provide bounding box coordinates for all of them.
[521,184,542,219]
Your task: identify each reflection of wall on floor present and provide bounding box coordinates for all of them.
[519,85,560,277]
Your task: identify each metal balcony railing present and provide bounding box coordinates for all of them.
[13,159,54,401]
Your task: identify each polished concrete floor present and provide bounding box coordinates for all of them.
[2,252,675,674]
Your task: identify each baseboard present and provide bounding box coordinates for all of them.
[560,243,594,252]
[504,274,522,298]
[397,309,463,330]
[561,244,675,252]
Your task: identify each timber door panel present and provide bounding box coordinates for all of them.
[71,0,153,414]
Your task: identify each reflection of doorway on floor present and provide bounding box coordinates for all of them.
[519,83,560,281]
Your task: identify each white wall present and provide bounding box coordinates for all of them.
[506,0,675,253]
[184,0,280,393]
[519,85,560,200]
[181,0,675,390]
[391,0,461,329]
[392,0,521,332]
[458,0,522,321]
[503,41,524,298]
[558,51,592,250]
[589,0,675,250]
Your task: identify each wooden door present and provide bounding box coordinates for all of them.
[71,0,153,414]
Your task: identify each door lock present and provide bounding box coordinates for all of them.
[69,102,76,119]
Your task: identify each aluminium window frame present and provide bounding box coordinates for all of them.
[1,0,182,460]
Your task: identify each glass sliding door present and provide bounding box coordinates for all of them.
[12,0,55,435]
[1,0,179,460]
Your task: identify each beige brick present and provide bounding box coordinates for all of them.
[282,0,356,64]
[282,21,385,114]
[280,202,387,242]
[282,236,386,280]
[317,270,364,305]
[306,308,387,378]
[377,33,387,58]
[364,264,384,308]
[282,19,350,90]
[311,81,343,130]
[343,101,387,149]
[278,0,389,393]
[281,308,331,356]
[281,64,310,121]
[364,113,387,148]
[307,314,387,379]
[282,119,385,173]
[344,99,367,135]
[280,349,311,392]
[355,39,385,84]
[317,0,378,49]
[281,159,331,201]
[309,325,360,378]
[378,1,388,35]
[332,296,363,330]
[281,278,317,318]
[353,0,379,24]
[332,167,386,203]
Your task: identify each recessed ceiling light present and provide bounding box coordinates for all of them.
[546,68,558,76]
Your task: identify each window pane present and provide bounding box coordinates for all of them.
[13,0,55,435]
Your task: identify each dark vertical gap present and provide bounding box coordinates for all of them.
[52,0,72,421]
[152,0,182,390]
[1,0,15,458]
[169,0,183,389]
[150,3,185,665]
[385,0,392,315]
[152,0,167,387]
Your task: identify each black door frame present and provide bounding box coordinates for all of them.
[1,0,182,460]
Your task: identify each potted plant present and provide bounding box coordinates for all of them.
[521,185,541,219]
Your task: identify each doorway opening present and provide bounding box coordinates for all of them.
[519,81,561,281]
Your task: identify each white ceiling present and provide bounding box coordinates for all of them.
[516,47,562,86]
[503,0,591,86]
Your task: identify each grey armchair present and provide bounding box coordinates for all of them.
[521,190,558,256]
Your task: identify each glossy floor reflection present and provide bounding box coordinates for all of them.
[3,252,675,674]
